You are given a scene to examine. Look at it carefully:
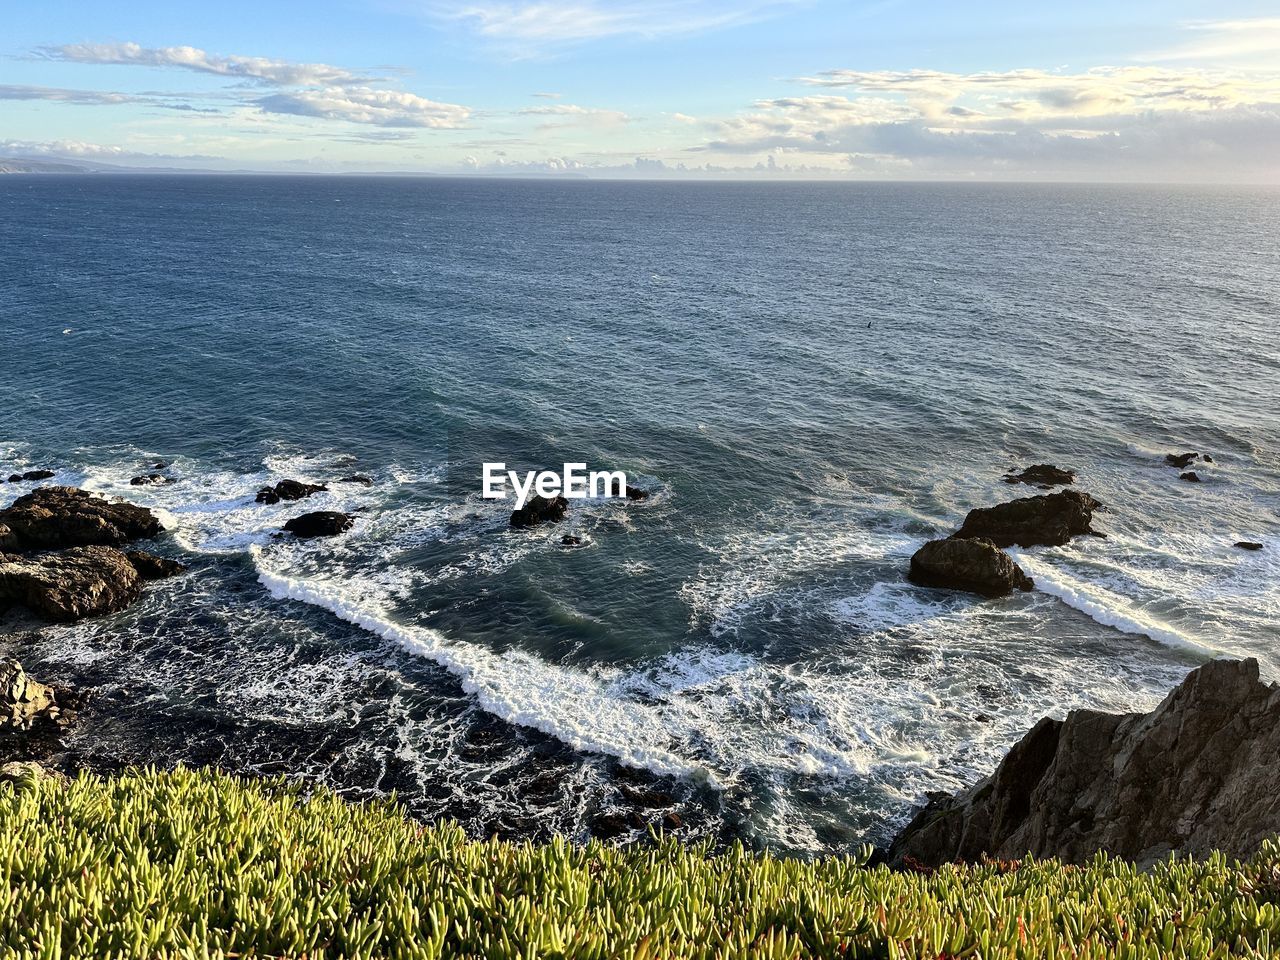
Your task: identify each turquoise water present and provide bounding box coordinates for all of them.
[2,176,1278,853]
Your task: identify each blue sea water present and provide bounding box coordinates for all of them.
[2,175,1278,853]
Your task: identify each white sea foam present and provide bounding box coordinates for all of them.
[251,546,711,783]
[1014,549,1225,657]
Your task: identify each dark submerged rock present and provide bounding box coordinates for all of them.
[1002,464,1075,487]
[336,474,374,487]
[0,486,163,553]
[889,658,1280,868]
[283,511,354,539]
[130,473,172,486]
[1180,471,1202,483]
[256,479,328,505]
[0,545,143,622]
[560,534,583,548]
[125,550,187,581]
[1166,452,1199,469]
[952,490,1102,548]
[6,470,56,483]
[909,537,1033,598]
[624,485,650,501]
[510,495,568,529]
[1235,541,1264,551]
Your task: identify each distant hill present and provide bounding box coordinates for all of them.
[0,157,95,174]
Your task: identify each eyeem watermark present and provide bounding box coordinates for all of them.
[483,463,627,509]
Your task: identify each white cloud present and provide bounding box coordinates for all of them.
[518,102,630,126]
[0,138,218,162]
[42,42,367,87]
[1136,18,1280,63]
[437,1,792,49]
[258,87,471,128]
[0,84,140,105]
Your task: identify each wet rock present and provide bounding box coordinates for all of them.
[510,494,568,529]
[909,537,1033,598]
[0,545,143,622]
[0,486,163,553]
[1202,454,1214,463]
[590,813,632,840]
[1165,452,1199,469]
[889,658,1280,867]
[624,485,650,501]
[6,470,55,483]
[124,550,187,581]
[620,784,676,808]
[952,490,1102,548]
[283,511,354,539]
[1235,541,1264,551]
[256,479,328,505]
[1180,471,1202,483]
[130,473,172,486]
[560,534,583,547]
[1002,464,1075,487]
[151,461,168,470]
[662,812,683,830]
[336,474,373,486]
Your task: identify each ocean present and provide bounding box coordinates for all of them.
[2,175,1277,854]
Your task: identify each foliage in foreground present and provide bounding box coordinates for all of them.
[2,767,1279,959]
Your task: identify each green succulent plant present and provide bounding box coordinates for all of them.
[2,767,1276,958]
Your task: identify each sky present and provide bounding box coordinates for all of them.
[3,1,1280,180]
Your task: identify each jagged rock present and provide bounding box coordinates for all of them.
[1,660,59,731]
[130,473,172,486]
[1166,452,1199,469]
[124,550,186,581]
[6,469,55,483]
[256,479,328,505]
[1235,541,1264,551]
[0,545,143,621]
[336,474,373,486]
[952,490,1102,548]
[625,485,650,501]
[283,511,354,539]
[510,495,568,529]
[889,658,1280,867]
[662,812,683,830]
[590,813,632,839]
[1002,464,1075,487]
[1203,454,1214,463]
[560,534,583,547]
[909,537,1033,598]
[151,461,168,470]
[0,486,163,553]
[1180,471,1202,483]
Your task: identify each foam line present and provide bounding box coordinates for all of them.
[250,546,714,784]
[1014,551,1224,657]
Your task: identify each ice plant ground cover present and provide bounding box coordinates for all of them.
[2,766,1279,959]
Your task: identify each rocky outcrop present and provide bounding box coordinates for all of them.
[336,475,373,487]
[908,537,1034,598]
[1166,452,1199,469]
[1180,471,1202,483]
[6,469,55,483]
[1002,464,1075,487]
[0,486,163,552]
[125,550,187,581]
[0,546,144,621]
[953,490,1102,548]
[130,473,172,486]
[0,661,75,766]
[1,660,60,732]
[624,486,650,501]
[510,495,568,529]
[889,659,1280,868]
[1235,541,1264,551]
[256,479,327,505]
[283,511,353,538]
